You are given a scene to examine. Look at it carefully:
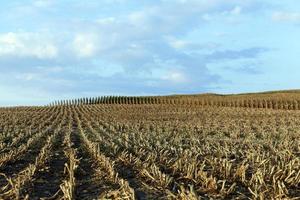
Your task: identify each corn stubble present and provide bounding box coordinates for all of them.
[0,93,300,199]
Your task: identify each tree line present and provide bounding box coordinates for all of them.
[49,95,300,110]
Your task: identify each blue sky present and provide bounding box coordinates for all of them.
[0,0,300,105]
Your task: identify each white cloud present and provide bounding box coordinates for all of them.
[230,6,242,15]
[161,71,187,83]
[168,38,189,49]
[0,32,58,59]
[202,5,243,23]
[272,11,300,23]
[72,33,98,58]
[36,66,64,73]
[33,0,54,8]
[72,31,120,58]
[96,17,116,25]
[16,73,38,81]
[166,36,219,51]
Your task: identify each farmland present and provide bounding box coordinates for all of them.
[0,92,300,199]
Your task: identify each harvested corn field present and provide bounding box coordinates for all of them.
[0,93,300,199]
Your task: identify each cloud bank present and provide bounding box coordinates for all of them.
[0,0,298,105]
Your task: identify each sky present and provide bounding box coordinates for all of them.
[0,0,300,106]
